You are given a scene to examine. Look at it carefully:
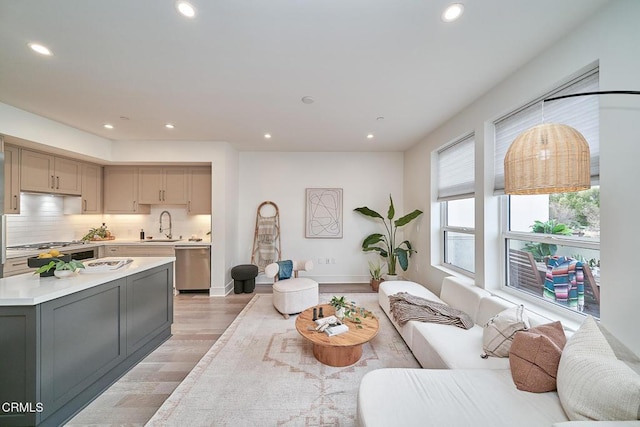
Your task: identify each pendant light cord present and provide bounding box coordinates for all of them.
[544,90,640,103]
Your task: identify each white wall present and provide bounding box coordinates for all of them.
[0,103,111,161]
[403,0,640,354]
[238,152,404,284]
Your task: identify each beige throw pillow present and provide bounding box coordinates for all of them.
[481,305,529,358]
[557,316,640,421]
[509,321,566,392]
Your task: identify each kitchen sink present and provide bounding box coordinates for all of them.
[141,239,183,243]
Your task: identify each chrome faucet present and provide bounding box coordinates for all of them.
[159,210,172,239]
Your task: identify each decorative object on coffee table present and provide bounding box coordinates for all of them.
[296,303,378,367]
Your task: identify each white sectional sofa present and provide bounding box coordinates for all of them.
[377,277,551,369]
[357,278,640,427]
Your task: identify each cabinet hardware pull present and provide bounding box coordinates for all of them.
[13,195,17,210]
[133,201,137,211]
[83,199,87,211]
[56,176,60,189]
[51,175,55,188]
[188,201,191,212]
[162,190,165,201]
[159,190,162,201]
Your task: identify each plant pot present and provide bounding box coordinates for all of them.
[383,274,399,282]
[370,279,384,292]
[335,307,345,319]
[54,269,76,279]
[28,255,72,277]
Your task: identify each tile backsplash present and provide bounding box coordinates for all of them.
[6,193,211,246]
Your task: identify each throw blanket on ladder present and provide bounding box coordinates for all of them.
[389,292,474,330]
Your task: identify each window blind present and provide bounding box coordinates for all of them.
[494,68,599,193]
[437,133,475,201]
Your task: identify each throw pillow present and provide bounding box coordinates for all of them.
[276,260,293,280]
[481,305,529,358]
[557,316,640,421]
[509,321,566,392]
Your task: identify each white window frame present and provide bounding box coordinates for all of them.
[495,65,601,319]
[441,201,475,276]
[436,132,476,276]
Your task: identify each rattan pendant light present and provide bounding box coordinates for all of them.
[504,123,590,195]
[504,90,640,195]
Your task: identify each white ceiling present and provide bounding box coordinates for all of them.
[0,0,610,152]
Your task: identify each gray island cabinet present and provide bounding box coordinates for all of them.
[0,257,175,427]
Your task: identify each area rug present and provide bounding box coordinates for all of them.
[146,293,419,426]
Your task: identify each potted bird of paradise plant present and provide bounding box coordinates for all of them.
[354,195,423,280]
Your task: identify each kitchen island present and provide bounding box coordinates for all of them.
[0,257,175,427]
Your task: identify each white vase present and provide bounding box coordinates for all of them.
[335,307,345,319]
[384,274,400,281]
[54,269,75,279]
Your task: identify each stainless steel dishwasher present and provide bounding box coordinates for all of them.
[175,245,211,291]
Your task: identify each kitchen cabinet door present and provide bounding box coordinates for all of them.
[20,149,81,195]
[20,149,55,193]
[4,144,21,214]
[81,163,102,214]
[138,167,164,203]
[138,167,188,204]
[188,166,211,214]
[163,167,189,204]
[54,157,81,195]
[103,167,150,214]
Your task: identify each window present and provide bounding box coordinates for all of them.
[496,68,600,317]
[437,134,475,274]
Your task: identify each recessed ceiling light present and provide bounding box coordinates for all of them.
[176,1,196,18]
[103,124,114,129]
[28,43,52,56]
[301,96,315,104]
[367,134,374,139]
[264,133,272,139]
[442,3,464,22]
[165,123,175,129]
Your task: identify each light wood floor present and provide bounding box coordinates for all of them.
[66,283,373,426]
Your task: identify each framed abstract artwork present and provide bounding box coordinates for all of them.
[305,188,343,238]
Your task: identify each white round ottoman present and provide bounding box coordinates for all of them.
[272,277,319,317]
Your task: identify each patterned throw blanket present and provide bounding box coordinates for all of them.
[544,256,584,311]
[389,292,474,330]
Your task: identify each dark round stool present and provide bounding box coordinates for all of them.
[231,264,259,294]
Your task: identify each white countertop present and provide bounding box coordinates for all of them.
[6,239,211,259]
[0,257,176,306]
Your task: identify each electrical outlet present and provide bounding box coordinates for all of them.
[325,257,331,265]
[318,258,325,265]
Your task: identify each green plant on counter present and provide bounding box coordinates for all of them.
[34,259,86,275]
[81,223,110,241]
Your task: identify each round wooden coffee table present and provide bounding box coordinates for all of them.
[295,304,379,367]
